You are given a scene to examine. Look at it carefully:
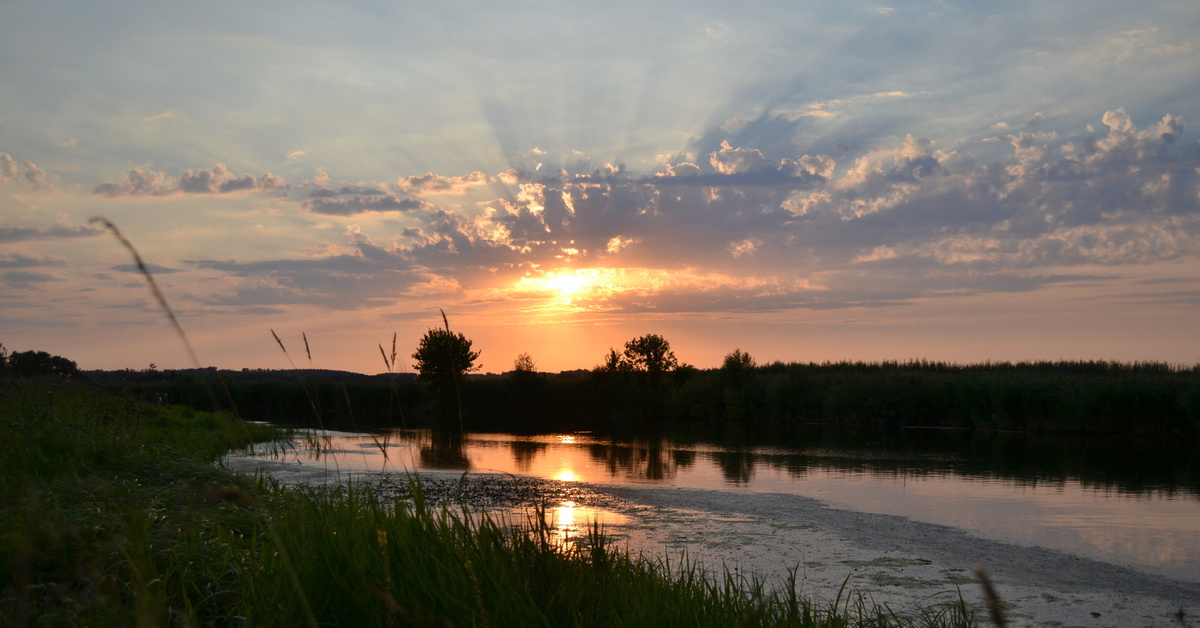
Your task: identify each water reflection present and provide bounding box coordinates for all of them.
[233,427,1200,581]
[509,440,547,472]
[711,450,756,484]
[585,439,693,481]
[529,500,627,551]
[417,431,470,470]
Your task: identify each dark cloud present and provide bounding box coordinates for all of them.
[0,220,103,243]
[3,270,63,286]
[111,263,182,274]
[94,163,286,197]
[302,195,429,216]
[0,253,66,269]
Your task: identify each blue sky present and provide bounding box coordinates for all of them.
[2,1,1199,372]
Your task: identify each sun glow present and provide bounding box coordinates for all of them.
[514,269,608,305]
[548,272,589,296]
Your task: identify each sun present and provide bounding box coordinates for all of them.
[515,269,600,304]
[546,272,589,297]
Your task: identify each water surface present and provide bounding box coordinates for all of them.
[233,428,1200,582]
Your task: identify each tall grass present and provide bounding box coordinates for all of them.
[0,378,976,627]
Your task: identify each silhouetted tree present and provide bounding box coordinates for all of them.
[412,328,480,383]
[722,349,756,371]
[598,335,680,374]
[412,312,479,432]
[600,347,631,372]
[7,350,80,379]
[618,334,678,375]
[513,352,536,373]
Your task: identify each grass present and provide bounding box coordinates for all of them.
[0,377,978,627]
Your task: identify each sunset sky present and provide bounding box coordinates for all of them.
[2,1,1199,373]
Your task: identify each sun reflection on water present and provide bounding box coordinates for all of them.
[556,469,578,482]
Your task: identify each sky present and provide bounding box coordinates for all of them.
[2,0,1199,373]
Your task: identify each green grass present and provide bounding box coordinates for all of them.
[1,378,975,627]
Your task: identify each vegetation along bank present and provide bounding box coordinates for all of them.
[95,335,1200,438]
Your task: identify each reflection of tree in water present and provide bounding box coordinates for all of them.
[509,440,547,472]
[711,450,756,484]
[419,431,471,470]
[672,449,697,469]
[587,439,689,481]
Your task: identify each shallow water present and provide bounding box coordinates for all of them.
[231,429,1200,583]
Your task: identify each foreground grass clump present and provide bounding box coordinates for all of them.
[0,378,278,626]
[1,379,974,627]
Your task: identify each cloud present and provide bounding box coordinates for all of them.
[0,154,54,192]
[111,263,183,274]
[0,154,18,184]
[185,109,1200,316]
[709,141,766,174]
[23,161,53,192]
[93,163,287,197]
[195,242,426,309]
[397,171,491,195]
[3,270,63,287]
[0,217,103,243]
[302,194,431,216]
[0,252,67,269]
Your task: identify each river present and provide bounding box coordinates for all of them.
[224,427,1200,627]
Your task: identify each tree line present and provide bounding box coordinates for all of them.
[7,331,1200,438]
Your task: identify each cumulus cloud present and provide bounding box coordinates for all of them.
[398,171,491,195]
[709,140,767,174]
[0,154,18,184]
[23,161,54,192]
[0,154,55,192]
[195,108,1200,314]
[93,163,287,197]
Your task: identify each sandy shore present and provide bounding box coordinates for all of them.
[224,457,1199,627]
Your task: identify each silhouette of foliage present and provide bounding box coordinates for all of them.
[6,350,79,379]
[722,349,756,371]
[412,328,480,383]
[513,352,537,373]
[613,334,678,374]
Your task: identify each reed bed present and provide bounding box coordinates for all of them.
[1,378,976,627]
